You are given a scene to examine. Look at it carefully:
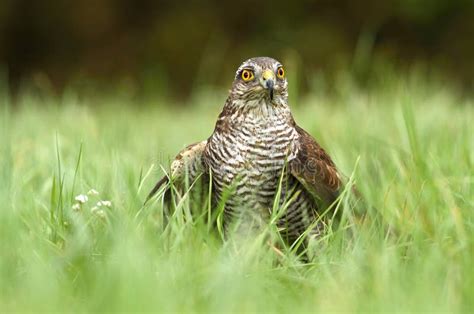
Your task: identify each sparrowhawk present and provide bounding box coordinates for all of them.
[148,57,343,247]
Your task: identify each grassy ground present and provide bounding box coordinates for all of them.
[0,74,473,313]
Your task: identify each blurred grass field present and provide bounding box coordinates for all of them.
[0,71,473,313]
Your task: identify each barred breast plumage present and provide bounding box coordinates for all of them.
[205,98,313,238]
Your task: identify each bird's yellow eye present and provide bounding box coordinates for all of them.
[277,66,285,78]
[241,69,254,81]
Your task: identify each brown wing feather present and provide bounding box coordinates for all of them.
[146,140,208,203]
[289,125,341,205]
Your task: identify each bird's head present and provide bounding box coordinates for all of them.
[229,57,289,111]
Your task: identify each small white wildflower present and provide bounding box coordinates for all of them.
[72,203,81,211]
[75,194,88,204]
[97,200,112,208]
[91,206,99,213]
[87,189,99,196]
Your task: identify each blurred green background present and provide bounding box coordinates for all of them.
[1,0,473,100]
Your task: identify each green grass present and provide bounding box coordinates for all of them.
[0,74,473,313]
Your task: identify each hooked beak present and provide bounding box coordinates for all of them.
[266,80,274,100]
[261,69,275,101]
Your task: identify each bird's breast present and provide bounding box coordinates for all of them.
[205,115,299,209]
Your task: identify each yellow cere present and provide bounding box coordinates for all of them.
[262,69,275,81]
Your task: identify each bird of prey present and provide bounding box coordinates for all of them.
[148,57,342,247]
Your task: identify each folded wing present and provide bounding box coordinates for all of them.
[289,126,342,206]
[146,140,208,204]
